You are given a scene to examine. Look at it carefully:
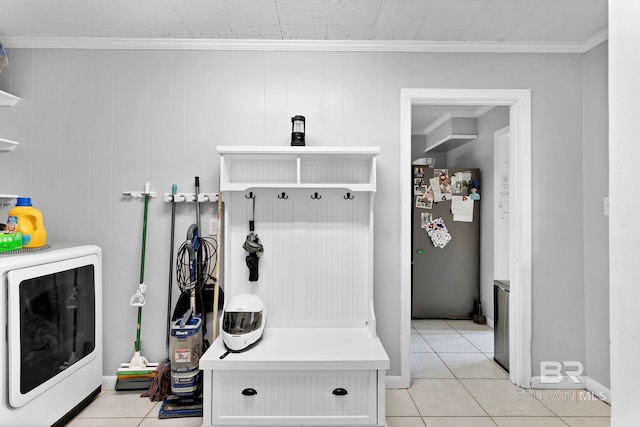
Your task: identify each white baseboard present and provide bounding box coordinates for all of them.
[530,375,611,403]
[102,376,117,390]
[531,375,587,390]
[385,375,402,389]
[486,316,494,328]
[586,376,611,404]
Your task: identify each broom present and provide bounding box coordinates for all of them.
[116,182,159,390]
[142,184,178,401]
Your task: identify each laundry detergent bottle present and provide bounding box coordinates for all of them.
[7,197,47,248]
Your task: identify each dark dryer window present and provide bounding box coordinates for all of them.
[19,265,96,394]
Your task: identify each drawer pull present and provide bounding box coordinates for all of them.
[332,388,348,396]
[242,388,258,396]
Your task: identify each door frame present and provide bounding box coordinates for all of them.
[399,88,532,388]
[494,126,511,284]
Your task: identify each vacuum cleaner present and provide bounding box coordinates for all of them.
[160,177,217,418]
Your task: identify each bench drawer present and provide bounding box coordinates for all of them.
[210,370,378,425]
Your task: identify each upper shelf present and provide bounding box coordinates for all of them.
[0,137,18,152]
[0,89,19,107]
[0,90,20,152]
[425,134,478,153]
[0,194,19,206]
[218,146,379,192]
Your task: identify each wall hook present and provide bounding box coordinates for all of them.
[344,192,354,200]
[245,192,255,199]
[277,192,288,199]
[311,192,322,200]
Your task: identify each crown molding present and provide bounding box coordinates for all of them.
[0,35,607,53]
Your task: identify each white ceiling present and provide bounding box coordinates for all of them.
[0,0,607,44]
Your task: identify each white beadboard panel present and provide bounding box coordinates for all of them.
[342,54,362,145]
[168,50,189,189]
[109,50,153,359]
[4,49,33,203]
[88,49,116,372]
[286,52,324,146]
[59,49,92,243]
[305,194,369,321]
[321,52,345,146]
[227,157,297,184]
[299,158,372,184]
[183,51,212,187]
[225,189,369,323]
[235,51,267,146]
[144,51,175,346]
[264,52,290,147]
[207,51,238,165]
[348,54,382,147]
[31,49,63,237]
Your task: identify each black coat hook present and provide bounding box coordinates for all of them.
[277,192,288,199]
[245,192,255,199]
[344,192,354,200]
[311,192,322,200]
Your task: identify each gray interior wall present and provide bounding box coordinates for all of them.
[412,134,447,166]
[446,107,510,326]
[411,134,426,162]
[0,48,591,380]
[583,41,610,388]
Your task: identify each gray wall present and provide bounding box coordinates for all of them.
[447,106,510,326]
[0,47,597,380]
[411,134,446,166]
[583,41,610,388]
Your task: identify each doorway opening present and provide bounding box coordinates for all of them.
[399,89,532,389]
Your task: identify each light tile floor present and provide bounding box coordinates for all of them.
[388,319,611,427]
[67,320,611,426]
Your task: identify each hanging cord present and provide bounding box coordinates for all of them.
[176,236,218,297]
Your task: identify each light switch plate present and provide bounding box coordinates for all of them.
[209,218,218,236]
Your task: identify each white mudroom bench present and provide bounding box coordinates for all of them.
[200,146,389,427]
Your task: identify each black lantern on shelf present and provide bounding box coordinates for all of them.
[291,115,305,146]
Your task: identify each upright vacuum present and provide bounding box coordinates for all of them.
[160,177,219,418]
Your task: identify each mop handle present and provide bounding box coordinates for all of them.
[135,185,150,353]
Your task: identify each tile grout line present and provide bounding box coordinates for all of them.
[412,320,493,420]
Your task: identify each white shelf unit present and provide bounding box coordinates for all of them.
[0,194,19,207]
[201,146,389,427]
[0,90,18,107]
[1,90,19,200]
[218,146,378,192]
[0,137,18,152]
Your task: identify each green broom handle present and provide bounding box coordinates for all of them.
[135,192,150,353]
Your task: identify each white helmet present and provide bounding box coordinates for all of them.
[221,294,266,352]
